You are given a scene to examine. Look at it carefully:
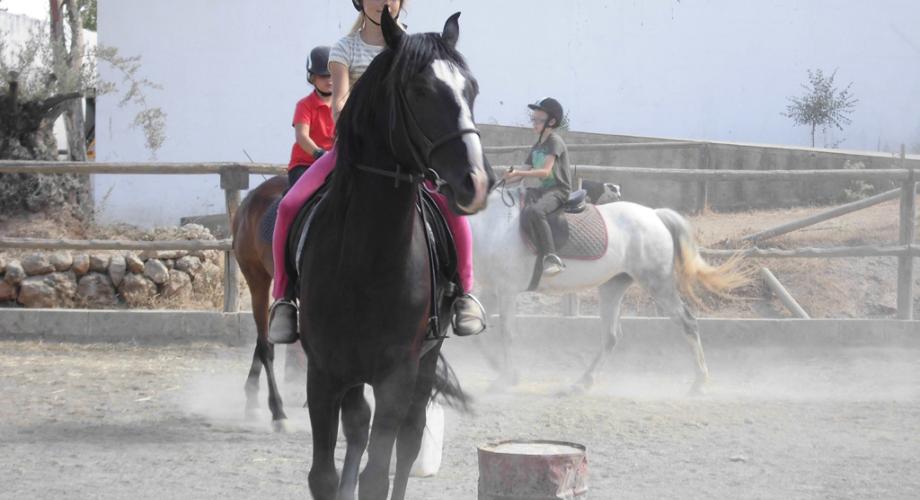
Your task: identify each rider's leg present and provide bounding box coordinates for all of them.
[429,189,486,336]
[269,148,339,344]
[522,190,566,275]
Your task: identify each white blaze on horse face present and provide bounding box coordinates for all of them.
[431,59,488,213]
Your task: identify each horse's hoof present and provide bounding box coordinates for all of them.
[271,418,291,433]
[688,379,709,396]
[244,407,260,422]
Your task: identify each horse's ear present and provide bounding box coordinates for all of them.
[442,12,461,49]
[381,8,404,50]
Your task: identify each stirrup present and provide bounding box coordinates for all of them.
[542,254,565,276]
[451,293,486,337]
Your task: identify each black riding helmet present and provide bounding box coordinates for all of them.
[307,46,330,77]
[528,97,564,129]
[351,0,401,25]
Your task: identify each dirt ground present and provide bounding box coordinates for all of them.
[2,336,919,499]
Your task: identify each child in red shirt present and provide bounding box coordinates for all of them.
[287,46,334,186]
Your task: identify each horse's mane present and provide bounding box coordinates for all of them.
[332,31,471,191]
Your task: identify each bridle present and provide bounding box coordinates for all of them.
[356,81,481,190]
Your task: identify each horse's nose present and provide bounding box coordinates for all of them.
[457,168,489,214]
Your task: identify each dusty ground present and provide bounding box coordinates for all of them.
[1,336,918,499]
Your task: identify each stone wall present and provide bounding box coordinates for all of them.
[0,224,223,309]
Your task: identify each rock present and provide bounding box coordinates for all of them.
[18,276,55,308]
[89,254,110,273]
[125,254,144,273]
[162,269,192,300]
[77,273,117,308]
[4,261,26,285]
[119,273,158,306]
[49,252,73,272]
[18,272,76,308]
[192,261,222,294]
[159,250,188,260]
[191,249,221,263]
[143,259,169,285]
[0,281,16,301]
[21,253,54,275]
[178,223,215,241]
[0,254,6,274]
[108,255,127,287]
[71,254,90,275]
[175,255,202,273]
[139,249,187,261]
[165,259,175,269]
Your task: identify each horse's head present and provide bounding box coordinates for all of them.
[349,10,494,214]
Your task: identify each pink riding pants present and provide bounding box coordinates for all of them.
[271,146,474,299]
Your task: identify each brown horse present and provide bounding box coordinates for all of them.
[231,175,302,431]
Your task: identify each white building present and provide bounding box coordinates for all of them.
[81,0,920,225]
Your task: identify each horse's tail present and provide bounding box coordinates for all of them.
[431,352,473,413]
[655,208,750,304]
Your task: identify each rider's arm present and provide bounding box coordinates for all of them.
[511,155,555,179]
[330,62,350,123]
[294,123,321,154]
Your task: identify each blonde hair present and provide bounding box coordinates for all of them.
[349,1,407,34]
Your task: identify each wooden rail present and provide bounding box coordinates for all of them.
[483,141,703,154]
[0,237,232,251]
[2,152,916,319]
[760,267,810,319]
[702,244,920,259]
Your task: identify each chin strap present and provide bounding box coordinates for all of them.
[363,10,400,27]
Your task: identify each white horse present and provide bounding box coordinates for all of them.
[470,182,747,394]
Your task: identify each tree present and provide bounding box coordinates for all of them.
[783,68,858,148]
[78,0,96,31]
[50,0,88,160]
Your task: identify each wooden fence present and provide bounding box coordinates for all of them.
[0,148,916,319]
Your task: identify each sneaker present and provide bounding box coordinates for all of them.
[542,254,565,276]
[268,300,299,344]
[451,294,486,336]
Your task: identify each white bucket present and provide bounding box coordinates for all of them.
[361,385,445,477]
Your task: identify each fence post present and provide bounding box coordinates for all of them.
[897,145,915,320]
[695,143,711,214]
[221,166,248,313]
[562,293,579,317]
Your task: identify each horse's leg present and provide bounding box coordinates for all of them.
[567,273,633,394]
[307,365,344,500]
[338,384,371,500]
[391,350,439,500]
[650,277,710,394]
[247,271,288,430]
[359,364,416,500]
[243,269,288,429]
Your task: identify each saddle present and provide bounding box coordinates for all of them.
[521,189,608,291]
[269,180,457,340]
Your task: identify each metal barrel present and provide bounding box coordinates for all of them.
[478,440,589,500]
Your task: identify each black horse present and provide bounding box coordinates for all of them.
[297,11,494,500]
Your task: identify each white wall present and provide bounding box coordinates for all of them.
[95,0,920,226]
